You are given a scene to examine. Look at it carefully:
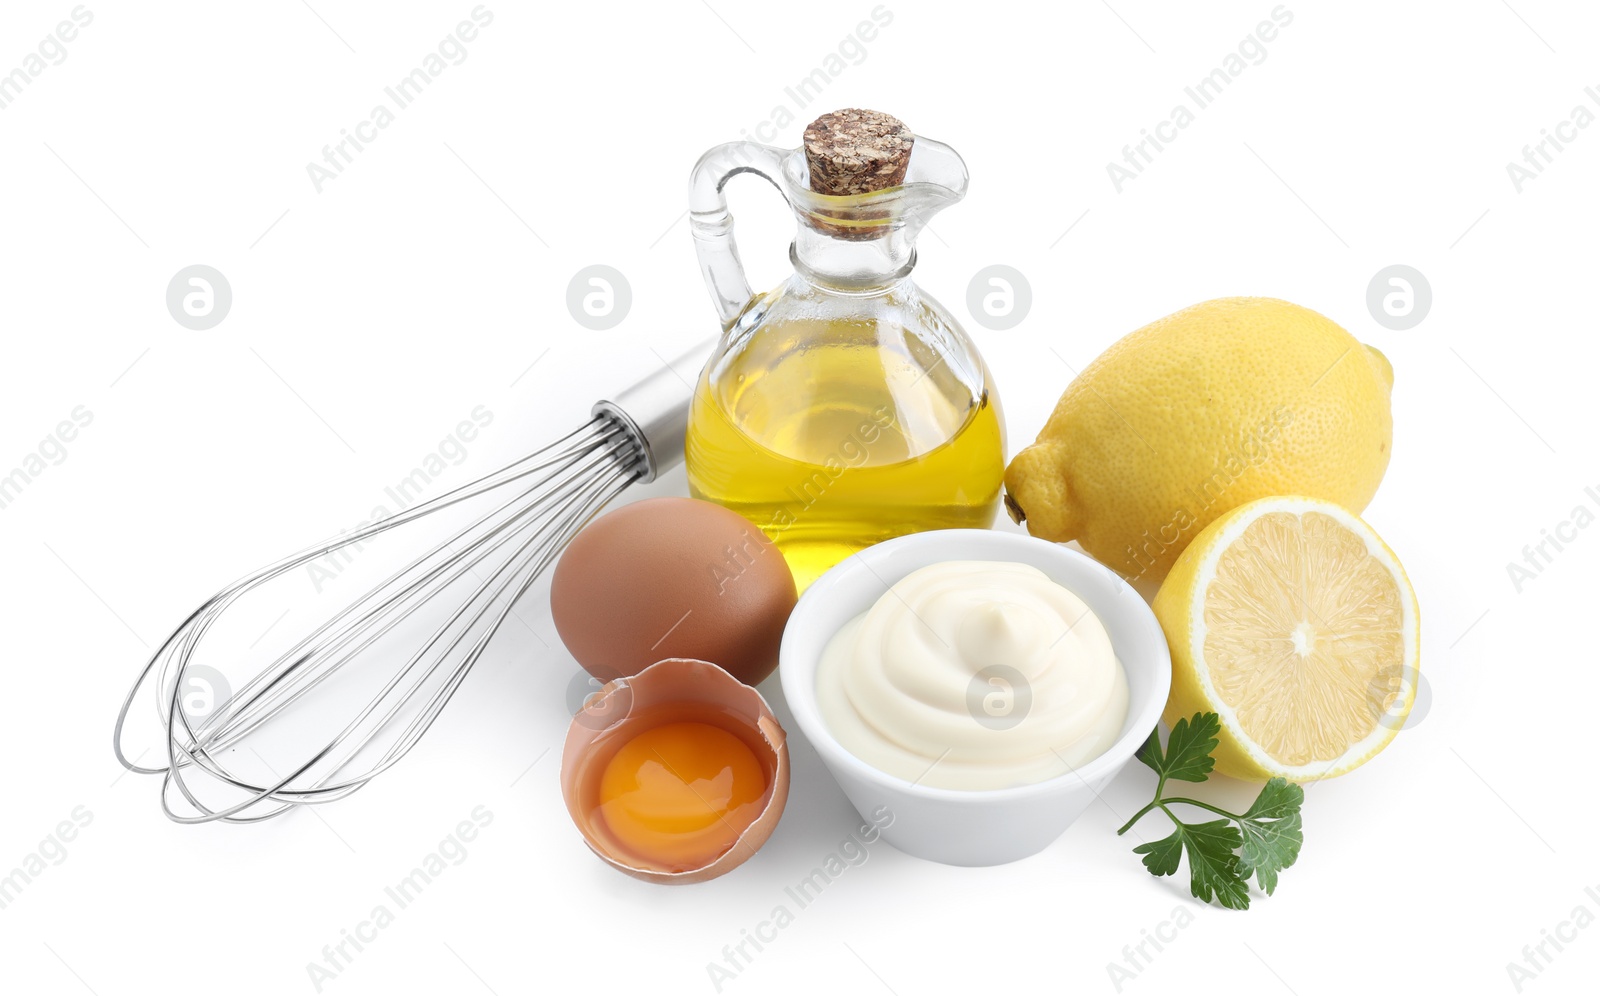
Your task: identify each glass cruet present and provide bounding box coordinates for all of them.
[683,109,1005,590]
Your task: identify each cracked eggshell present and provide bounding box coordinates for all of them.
[559,658,790,885]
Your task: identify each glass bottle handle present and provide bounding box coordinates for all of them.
[688,142,790,330]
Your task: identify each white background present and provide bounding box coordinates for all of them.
[1,1,1596,994]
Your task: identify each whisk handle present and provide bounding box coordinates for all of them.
[592,338,715,484]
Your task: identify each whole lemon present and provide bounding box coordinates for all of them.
[1005,298,1393,584]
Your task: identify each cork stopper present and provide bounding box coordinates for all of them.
[803,109,914,196]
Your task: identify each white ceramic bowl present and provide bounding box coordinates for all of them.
[779,529,1172,866]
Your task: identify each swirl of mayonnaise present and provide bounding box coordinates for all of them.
[815,561,1128,790]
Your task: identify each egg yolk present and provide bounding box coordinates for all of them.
[597,721,767,871]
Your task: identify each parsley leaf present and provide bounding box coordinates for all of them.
[1133,819,1251,910]
[1131,827,1184,877]
[1118,713,1306,910]
[1180,820,1251,910]
[1135,712,1219,784]
[1236,778,1304,895]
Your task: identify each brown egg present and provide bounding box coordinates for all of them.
[550,497,796,686]
[560,658,790,884]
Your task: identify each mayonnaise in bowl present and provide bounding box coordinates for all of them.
[815,560,1129,790]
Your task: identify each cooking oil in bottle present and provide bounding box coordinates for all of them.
[686,314,1003,590]
[684,108,1005,589]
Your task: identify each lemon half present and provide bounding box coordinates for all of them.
[1153,496,1420,782]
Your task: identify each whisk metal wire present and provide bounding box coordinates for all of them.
[113,413,647,824]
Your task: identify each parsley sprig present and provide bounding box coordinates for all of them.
[1116,713,1304,910]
